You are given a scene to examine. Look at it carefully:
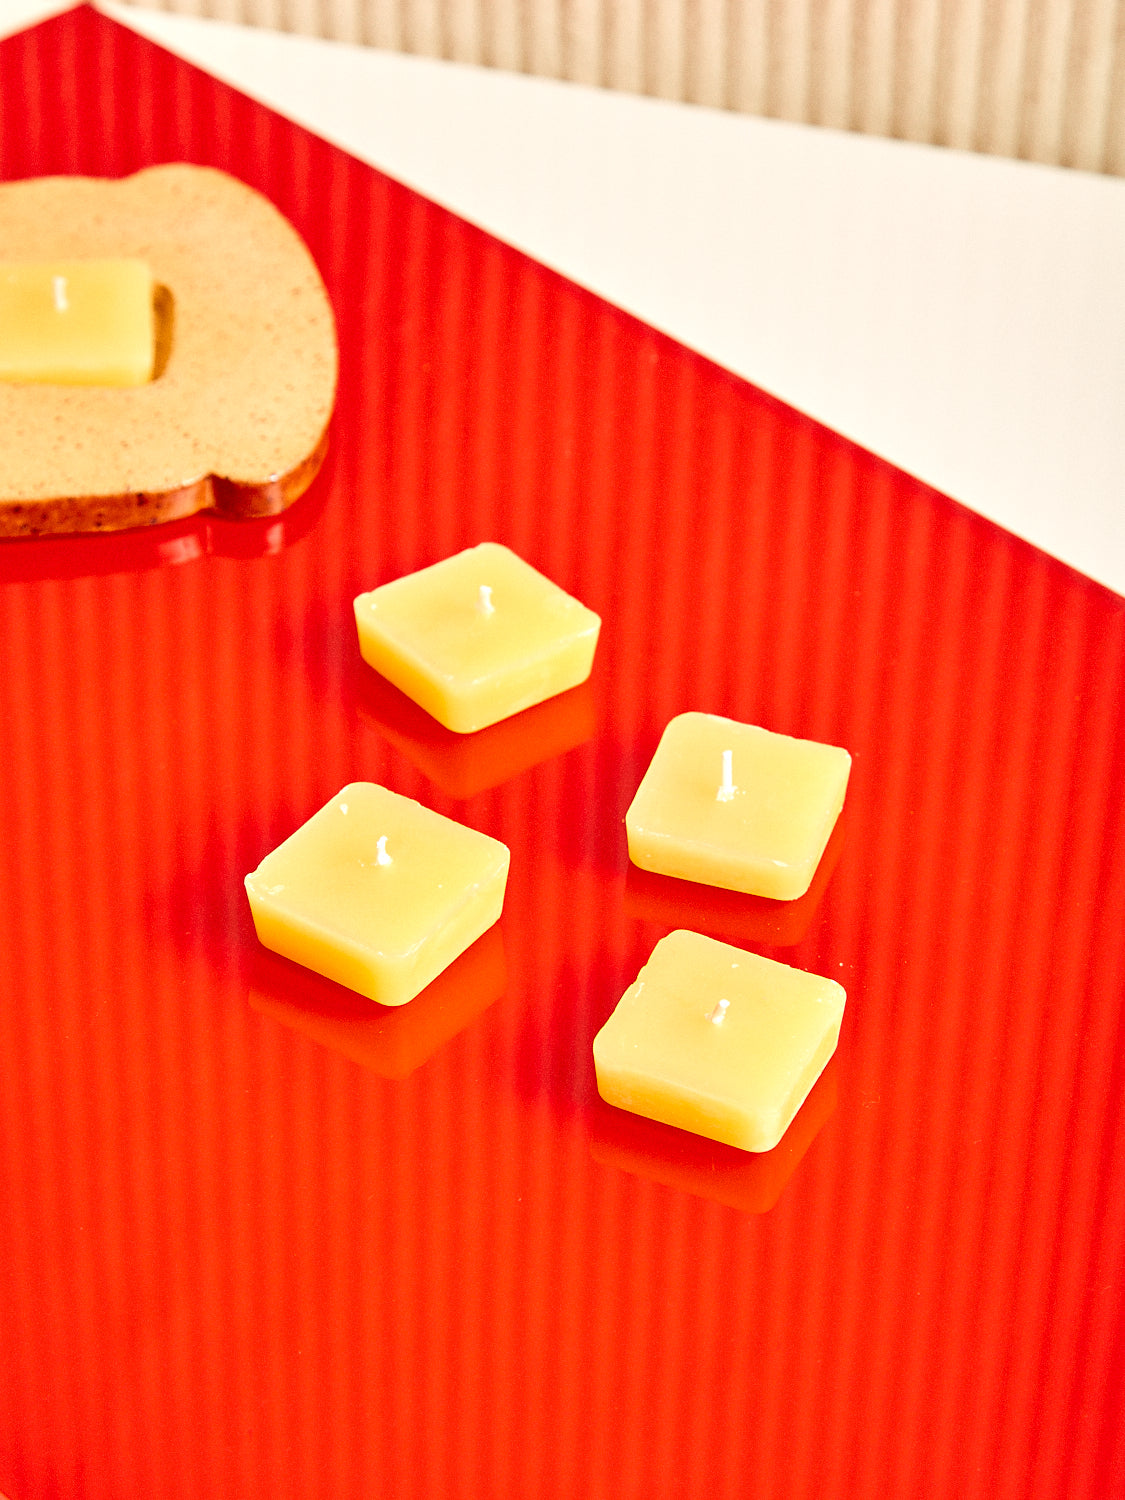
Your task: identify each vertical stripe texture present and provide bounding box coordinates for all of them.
[120,0,1125,175]
[1,10,1124,1499]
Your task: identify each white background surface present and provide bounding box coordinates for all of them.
[3,0,1123,598]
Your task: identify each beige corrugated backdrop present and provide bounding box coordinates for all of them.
[121,0,1124,175]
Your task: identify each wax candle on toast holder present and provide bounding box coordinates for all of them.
[0,257,155,386]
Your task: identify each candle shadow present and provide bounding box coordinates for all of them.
[246,923,507,1080]
[351,662,598,800]
[152,282,175,380]
[588,1056,839,1214]
[622,807,847,947]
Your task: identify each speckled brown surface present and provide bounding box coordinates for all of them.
[0,164,338,535]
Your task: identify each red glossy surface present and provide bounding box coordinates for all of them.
[2,10,1125,1498]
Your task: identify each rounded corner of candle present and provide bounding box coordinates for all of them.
[773,867,817,901]
[750,1116,789,1155]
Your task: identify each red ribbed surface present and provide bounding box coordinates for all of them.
[2,10,1124,1498]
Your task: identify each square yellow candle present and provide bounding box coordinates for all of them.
[354,542,601,733]
[244,782,510,1007]
[0,259,155,385]
[626,712,851,900]
[592,930,846,1152]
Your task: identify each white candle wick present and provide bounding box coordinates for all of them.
[52,275,69,312]
[716,748,736,802]
[477,583,495,617]
[708,998,730,1026]
[375,835,392,866]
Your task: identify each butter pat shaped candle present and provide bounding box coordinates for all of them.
[627,712,851,900]
[354,542,601,733]
[0,259,154,386]
[593,930,846,1152]
[244,782,510,1006]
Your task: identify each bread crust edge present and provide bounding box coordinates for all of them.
[0,419,331,538]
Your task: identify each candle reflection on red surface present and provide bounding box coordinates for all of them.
[588,1056,840,1213]
[623,804,847,946]
[353,659,597,800]
[248,924,507,1079]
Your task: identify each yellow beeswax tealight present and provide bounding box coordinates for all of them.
[244,782,510,1007]
[626,712,851,900]
[592,930,846,1152]
[0,259,155,386]
[354,542,601,733]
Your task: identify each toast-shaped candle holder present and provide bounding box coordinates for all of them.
[0,163,337,536]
